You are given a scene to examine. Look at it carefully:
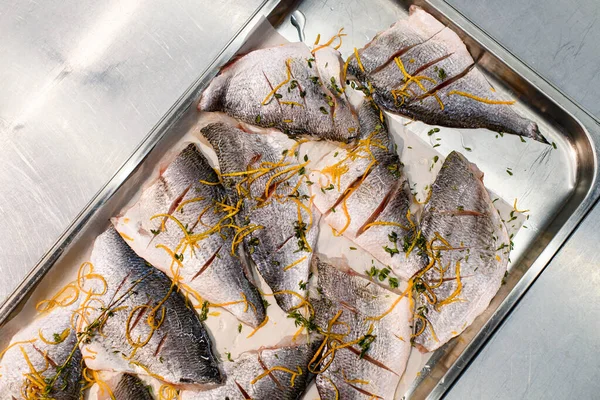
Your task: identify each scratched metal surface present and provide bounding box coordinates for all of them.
[445,0,600,122]
[0,0,262,302]
[445,203,600,400]
[440,0,600,398]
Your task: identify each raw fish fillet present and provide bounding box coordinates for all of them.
[112,144,266,328]
[81,227,222,385]
[201,122,319,312]
[199,42,359,142]
[312,257,412,400]
[0,306,83,399]
[181,338,322,400]
[310,101,426,280]
[413,151,510,352]
[347,6,548,143]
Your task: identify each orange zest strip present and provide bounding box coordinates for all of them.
[246,316,269,338]
[353,48,365,72]
[448,90,516,105]
[251,365,303,387]
[283,256,308,271]
[262,59,293,105]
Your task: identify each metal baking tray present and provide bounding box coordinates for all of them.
[1,0,599,398]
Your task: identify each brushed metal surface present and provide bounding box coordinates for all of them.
[445,199,600,400]
[446,0,600,120]
[0,0,599,399]
[0,0,263,302]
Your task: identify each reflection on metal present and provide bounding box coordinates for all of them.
[290,10,306,42]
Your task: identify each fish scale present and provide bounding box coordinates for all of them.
[312,257,412,400]
[180,339,323,400]
[82,227,222,385]
[201,122,318,313]
[112,144,266,328]
[112,373,154,400]
[0,305,83,399]
[199,42,358,142]
[349,6,548,143]
[414,151,510,352]
[311,100,426,281]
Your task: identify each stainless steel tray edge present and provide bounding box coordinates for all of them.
[407,1,600,398]
[0,0,599,399]
[0,0,286,327]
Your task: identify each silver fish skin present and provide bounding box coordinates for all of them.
[199,42,359,142]
[82,227,222,385]
[346,6,444,82]
[180,338,323,400]
[201,122,318,313]
[414,151,509,352]
[0,306,83,400]
[312,257,412,400]
[311,101,426,280]
[350,7,548,143]
[112,373,154,400]
[112,144,266,328]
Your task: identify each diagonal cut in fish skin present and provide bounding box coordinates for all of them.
[312,256,412,400]
[348,6,549,144]
[310,100,427,281]
[82,227,222,386]
[201,122,319,313]
[0,305,84,399]
[180,337,323,400]
[199,41,359,142]
[112,144,266,328]
[413,151,510,352]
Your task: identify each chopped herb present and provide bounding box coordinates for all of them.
[306,180,313,185]
[226,352,233,362]
[174,253,184,261]
[199,301,209,321]
[150,229,160,236]
[330,207,336,213]
[502,271,509,285]
[298,166,306,175]
[287,310,317,332]
[433,155,439,163]
[300,90,307,98]
[407,146,413,149]
[349,246,357,250]
[464,147,472,152]
[282,149,288,156]
[238,323,242,333]
[319,106,329,115]
[52,333,65,344]
[255,115,261,124]
[290,80,298,90]
[333,151,339,157]
[248,237,260,254]
[389,277,399,289]
[378,267,391,282]
[321,183,335,194]
[506,169,513,176]
[552,141,557,149]
[383,245,400,256]
[427,128,440,136]
[457,205,464,211]
[387,163,401,178]
[298,280,308,290]
[274,93,283,99]
[309,76,320,84]
[433,144,441,148]
[307,57,315,68]
[263,299,271,309]
[304,154,309,162]
[437,68,447,80]
[358,334,376,358]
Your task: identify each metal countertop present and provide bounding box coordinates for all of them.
[0,0,599,398]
